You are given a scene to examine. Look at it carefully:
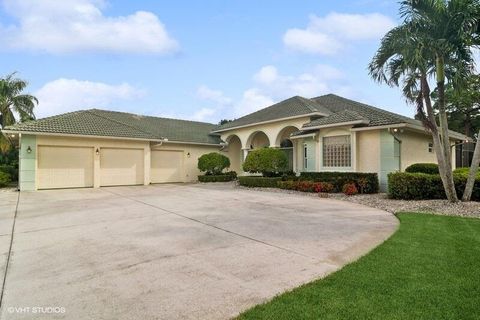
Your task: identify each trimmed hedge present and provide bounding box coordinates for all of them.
[238,176,282,188]
[0,171,11,188]
[198,152,230,175]
[242,148,288,177]
[405,163,439,175]
[299,172,379,194]
[388,172,480,201]
[198,174,235,182]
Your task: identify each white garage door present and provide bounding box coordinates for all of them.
[151,150,184,183]
[38,146,94,189]
[100,148,144,186]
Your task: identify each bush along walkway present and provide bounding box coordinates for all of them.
[236,213,480,320]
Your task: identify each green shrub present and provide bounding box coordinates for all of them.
[388,172,480,201]
[238,176,282,188]
[198,174,235,182]
[0,165,18,182]
[242,148,288,177]
[0,171,11,188]
[405,163,439,175]
[454,167,480,178]
[299,172,379,194]
[197,152,230,175]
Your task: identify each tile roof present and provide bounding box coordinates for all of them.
[303,109,369,128]
[213,96,331,131]
[310,94,418,127]
[5,109,222,145]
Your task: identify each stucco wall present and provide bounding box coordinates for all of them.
[19,134,37,191]
[399,130,436,170]
[356,130,380,173]
[151,142,222,182]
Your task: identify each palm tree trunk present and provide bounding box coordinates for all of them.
[435,56,458,202]
[422,75,458,202]
[462,131,480,201]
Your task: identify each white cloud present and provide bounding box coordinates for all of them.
[283,12,395,55]
[235,89,274,117]
[253,65,279,84]
[35,78,144,117]
[196,85,232,105]
[0,0,179,54]
[191,108,216,122]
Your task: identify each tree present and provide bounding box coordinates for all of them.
[242,148,288,177]
[218,119,233,125]
[369,0,480,202]
[0,72,38,153]
[197,152,230,175]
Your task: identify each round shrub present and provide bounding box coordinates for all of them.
[405,163,439,175]
[197,152,230,175]
[242,148,288,177]
[0,171,11,188]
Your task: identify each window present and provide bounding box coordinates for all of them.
[428,142,433,153]
[304,144,308,169]
[323,135,351,167]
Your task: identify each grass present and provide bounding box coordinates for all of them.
[237,213,480,320]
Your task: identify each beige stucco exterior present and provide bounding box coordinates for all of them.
[17,114,462,191]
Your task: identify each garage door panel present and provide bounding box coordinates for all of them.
[151,150,184,183]
[38,146,94,189]
[100,148,144,186]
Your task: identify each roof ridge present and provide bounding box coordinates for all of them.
[86,109,163,139]
[91,108,217,126]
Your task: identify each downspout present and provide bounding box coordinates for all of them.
[388,128,402,171]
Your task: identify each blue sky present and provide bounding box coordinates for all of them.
[0,0,416,123]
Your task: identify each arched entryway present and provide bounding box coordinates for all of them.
[225,135,243,172]
[246,131,270,150]
[276,126,298,171]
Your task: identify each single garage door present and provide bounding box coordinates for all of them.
[151,150,184,183]
[37,146,94,189]
[100,148,144,186]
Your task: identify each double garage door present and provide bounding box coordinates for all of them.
[37,146,184,189]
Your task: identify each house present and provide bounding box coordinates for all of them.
[2,94,466,191]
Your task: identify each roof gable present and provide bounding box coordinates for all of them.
[214,96,331,131]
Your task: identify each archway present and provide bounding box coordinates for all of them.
[246,131,270,150]
[225,135,242,172]
[275,126,298,171]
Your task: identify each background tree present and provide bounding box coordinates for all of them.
[369,0,480,202]
[0,72,38,153]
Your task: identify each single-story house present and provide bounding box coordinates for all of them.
[2,94,466,191]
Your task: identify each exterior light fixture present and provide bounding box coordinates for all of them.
[10,134,15,138]
[95,148,100,155]
[187,152,191,158]
[393,128,398,133]
[26,146,32,153]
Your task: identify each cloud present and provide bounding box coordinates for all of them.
[0,0,179,54]
[196,85,232,105]
[283,12,395,55]
[191,108,216,122]
[234,89,274,117]
[35,78,144,117]
[253,66,279,84]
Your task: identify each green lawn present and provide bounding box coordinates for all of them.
[237,213,480,320]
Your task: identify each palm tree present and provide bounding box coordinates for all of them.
[369,0,480,202]
[0,72,37,127]
[0,72,38,153]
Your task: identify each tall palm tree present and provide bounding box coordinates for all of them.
[0,72,37,127]
[369,0,480,202]
[0,72,38,153]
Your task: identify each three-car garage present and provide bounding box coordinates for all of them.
[30,135,215,190]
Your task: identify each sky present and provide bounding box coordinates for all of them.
[0,0,424,124]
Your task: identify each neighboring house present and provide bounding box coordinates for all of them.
[2,94,466,191]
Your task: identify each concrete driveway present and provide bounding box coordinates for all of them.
[0,183,397,320]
